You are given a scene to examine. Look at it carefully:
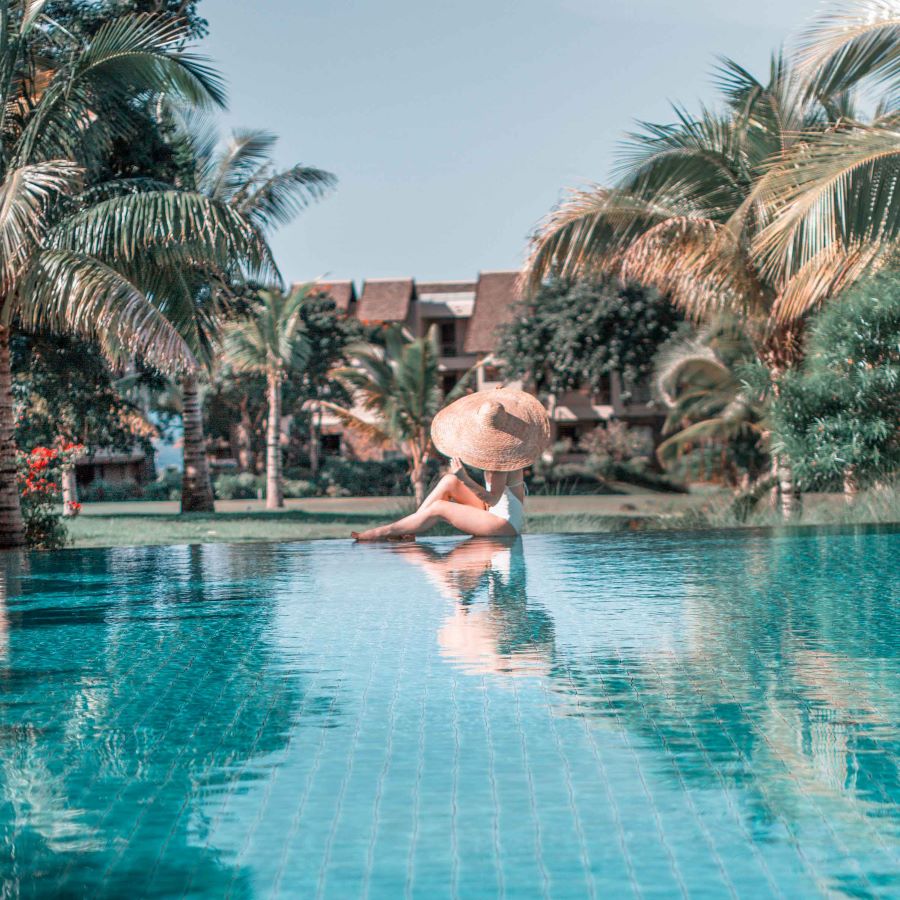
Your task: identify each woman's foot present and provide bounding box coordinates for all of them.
[351,530,415,542]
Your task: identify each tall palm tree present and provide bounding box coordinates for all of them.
[0,9,265,546]
[320,326,480,505]
[166,122,335,512]
[526,55,856,516]
[221,286,311,509]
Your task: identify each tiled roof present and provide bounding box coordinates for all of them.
[463,271,521,353]
[312,280,357,312]
[356,278,414,322]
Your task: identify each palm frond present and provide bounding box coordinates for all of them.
[797,0,900,104]
[656,417,756,464]
[772,241,883,321]
[753,123,900,283]
[524,186,681,291]
[0,160,82,290]
[12,249,197,372]
[75,13,226,109]
[235,164,337,231]
[48,189,272,276]
[20,0,47,34]
[220,319,268,374]
[220,285,311,375]
[203,129,278,202]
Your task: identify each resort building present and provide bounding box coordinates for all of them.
[311,271,665,461]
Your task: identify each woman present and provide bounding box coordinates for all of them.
[351,387,550,541]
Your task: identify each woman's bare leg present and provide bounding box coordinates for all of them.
[420,473,484,510]
[354,500,516,541]
[352,474,485,541]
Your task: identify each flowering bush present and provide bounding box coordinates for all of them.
[16,443,83,549]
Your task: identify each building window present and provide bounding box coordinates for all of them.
[482,365,502,383]
[556,424,578,443]
[439,321,457,356]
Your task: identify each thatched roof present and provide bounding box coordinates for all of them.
[313,280,357,312]
[356,278,414,322]
[464,271,521,353]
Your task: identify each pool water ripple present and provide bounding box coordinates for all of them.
[0,528,898,898]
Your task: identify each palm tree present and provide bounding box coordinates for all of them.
[0,9,266,546]
[655,318,768,487]
[221,286,311,509]
[319,326,480,505]
[166,122,335,513]
[526,54,860,516]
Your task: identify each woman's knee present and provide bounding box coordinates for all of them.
[437,473,461,495]
[430,500,454,519]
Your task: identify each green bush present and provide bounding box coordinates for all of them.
[772,273,900,491]
[317,457,439,496]
[142,467,183,501]
[81,478,144,502]
[283,478,317,498]
[213,471,263,500]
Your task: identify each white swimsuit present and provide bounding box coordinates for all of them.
[486,479,526,534]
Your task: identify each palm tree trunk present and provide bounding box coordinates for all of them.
[180,371,215,514]
[266,371,284,509]
[0,326,25,548]
[843,465,859,502]
[61,467,78,516]
[412,465,426,506]
[309,407,320,475]
[409,442,428,506]
[776,452,800,519]
[235,398,255,472]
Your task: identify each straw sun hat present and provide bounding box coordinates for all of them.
[431,387,551,472]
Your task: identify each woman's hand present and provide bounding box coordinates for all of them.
[449,457,465,476]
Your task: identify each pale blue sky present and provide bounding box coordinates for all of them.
[202,0,823,284]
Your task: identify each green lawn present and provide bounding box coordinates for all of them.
[64,488,899,550]
[67,493,705,549]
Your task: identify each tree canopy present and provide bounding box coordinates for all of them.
[498,278,681,397]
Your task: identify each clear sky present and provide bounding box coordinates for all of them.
[201,0,823,285]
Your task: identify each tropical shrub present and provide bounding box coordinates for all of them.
[80,479,144,503]
[213,472,263,500]
[17,445,82,550]
[772,275,900,492]
[142,467,184,501]
[654,318,770,488]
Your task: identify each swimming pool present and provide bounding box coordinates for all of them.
[0,528,897,898]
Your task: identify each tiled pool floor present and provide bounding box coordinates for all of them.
[0,528,898,897]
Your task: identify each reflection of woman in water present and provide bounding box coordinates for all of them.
[395,537,555,677]
[352,388,550,541]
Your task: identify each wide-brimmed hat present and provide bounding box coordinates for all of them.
[431,387,551,471]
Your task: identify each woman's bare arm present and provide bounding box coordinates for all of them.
[450,459,507,506]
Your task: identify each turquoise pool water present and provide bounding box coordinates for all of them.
[0,528,898,898]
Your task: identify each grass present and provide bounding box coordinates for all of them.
[62,487,900,550]
[66,493,704,549]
